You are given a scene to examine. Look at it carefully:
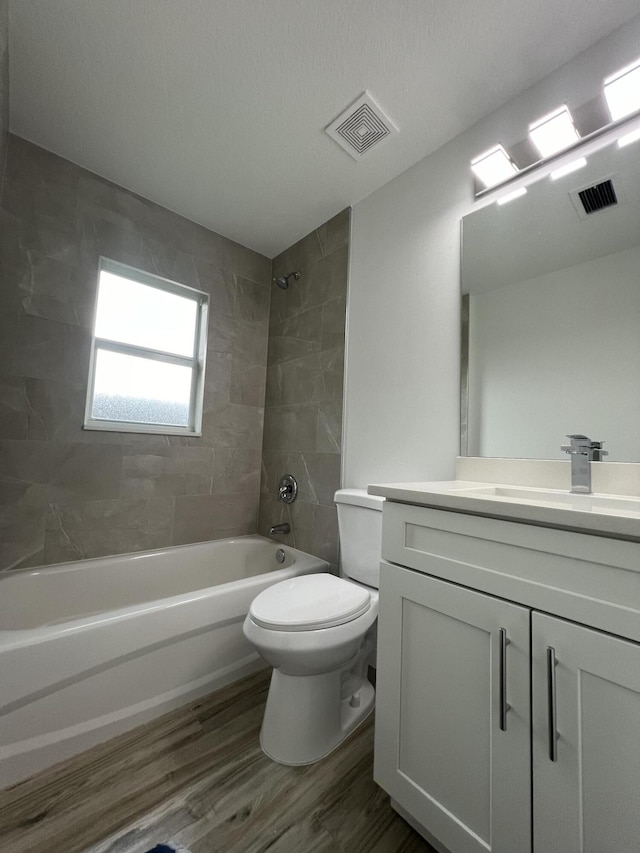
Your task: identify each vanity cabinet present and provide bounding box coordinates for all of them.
[532,614,640,853]
[374,566,531,853]
[374,501,640,853]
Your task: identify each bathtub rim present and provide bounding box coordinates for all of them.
[0,535,327,648]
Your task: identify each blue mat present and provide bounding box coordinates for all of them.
[145,846,191,853]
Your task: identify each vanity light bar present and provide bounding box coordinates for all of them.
[604,57,640,121]
[529,106,580,158]
[471,55,640,196]
[470,145,519,189]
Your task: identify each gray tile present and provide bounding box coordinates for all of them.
[0,501,46,571]
[0,314,91,384]
[265,346,344,407]
[172,493,258,545]
[22,377,93,443]
[273,228,325,278]
[316,401,342,453]
[200,401,264,450]
[0,376,29,440]
[286,498,316,555]
[268,246,349,325]
[298,451,341,507]
[120,446,214,498]
[267,272,306,325]
[229,358,266,408]
[191,227,234,271]
[44,497,174,563]
[323,207,351,255]
[311,504,339,565]
[203,350,232,400]
[211,448,261,496]
[18,378,170,447]
[18,255,96,328]
[0,440,122,506]
[259,450,302,497]
[320,296,346,351]
[194,262,236,318]
[262,403,318,452]
[268,303,323,364]
[80,213,143,270]
[234,276,270,325]
[258,492,290,540]
[297,245,349,313]
[0,136,279,573]
[207,313,269,367]
[5,135,79,190]
[319,346,345,403]
[231,243,271,286]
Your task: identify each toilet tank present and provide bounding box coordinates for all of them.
[335,488,384,589]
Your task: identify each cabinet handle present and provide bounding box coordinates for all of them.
[499,628,511,732]
[547,646,558,762]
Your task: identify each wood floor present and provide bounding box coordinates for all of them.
[0,669,436,853]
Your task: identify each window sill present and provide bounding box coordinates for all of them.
[83,421,202,437]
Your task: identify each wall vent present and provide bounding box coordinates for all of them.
[577,179,618,214]
[325,92,398,161]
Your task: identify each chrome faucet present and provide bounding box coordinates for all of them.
[560,434,607,494]
[269,522,291,536]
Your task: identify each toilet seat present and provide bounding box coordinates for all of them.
[249,573,371,632]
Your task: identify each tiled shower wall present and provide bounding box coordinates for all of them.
[0,136,271,570]
[258,210,349,571]
[0,0,7,175]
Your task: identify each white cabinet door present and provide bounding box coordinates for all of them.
[533,613,640,853]
[375,562,531,853]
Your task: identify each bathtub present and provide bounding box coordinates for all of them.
[0,535,327,788]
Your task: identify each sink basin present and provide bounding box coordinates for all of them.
[367,479,640,540]
[451,485,640,516]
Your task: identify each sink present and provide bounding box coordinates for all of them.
[451,485,640,516]
[367,480,640,540]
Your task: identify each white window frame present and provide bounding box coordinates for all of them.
[84,257,209,436]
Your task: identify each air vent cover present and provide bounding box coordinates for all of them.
[325,92,398,161]
[578,179,618,214]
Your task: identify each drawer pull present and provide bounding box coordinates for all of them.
[499,628,511,732]
[547,646,558,762]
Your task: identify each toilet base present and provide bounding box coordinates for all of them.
[260,667,375,765]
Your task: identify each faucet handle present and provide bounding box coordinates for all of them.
[562,434,591,454]
[561,435,608,459]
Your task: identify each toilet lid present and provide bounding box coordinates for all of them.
[249,574,371,631]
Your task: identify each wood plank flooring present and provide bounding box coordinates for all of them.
[0,669,436,853]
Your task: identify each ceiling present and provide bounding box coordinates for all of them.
[8,1,640,257]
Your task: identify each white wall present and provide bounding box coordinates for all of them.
[468,245,640,461]
[343,14,640,488]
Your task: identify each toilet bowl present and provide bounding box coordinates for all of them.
[243,489,384,765]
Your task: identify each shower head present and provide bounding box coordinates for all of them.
[273,271,301,290]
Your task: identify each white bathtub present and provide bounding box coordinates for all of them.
[0,535,327,788]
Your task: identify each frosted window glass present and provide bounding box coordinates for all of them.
[95,271,198,357]
[91,349,192,426]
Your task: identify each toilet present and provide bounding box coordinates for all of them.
[243,488,384,765]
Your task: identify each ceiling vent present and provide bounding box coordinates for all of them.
[325,92,398,161]
[578,179,618,214]
[569,176,623,220]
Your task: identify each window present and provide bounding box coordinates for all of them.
[84,258,209,435]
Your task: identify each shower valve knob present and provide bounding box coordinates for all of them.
[278,474,298,504]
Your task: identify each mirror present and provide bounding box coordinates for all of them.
[461,126,640,462]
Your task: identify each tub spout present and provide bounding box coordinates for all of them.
[269,522,291,536]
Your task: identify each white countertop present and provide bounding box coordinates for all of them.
[368,480,640,541]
